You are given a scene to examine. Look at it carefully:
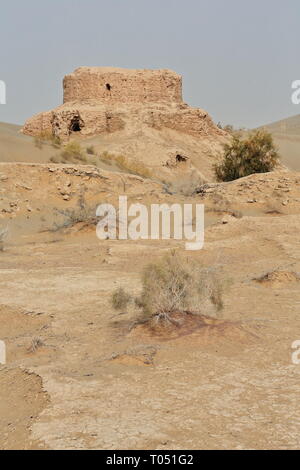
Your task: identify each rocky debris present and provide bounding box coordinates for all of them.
[222,214,238,224]
[15,183,32,191]
[195,183,221,196]
[198,171,300,208]
[0,162,164,229]
[46,164,109,181]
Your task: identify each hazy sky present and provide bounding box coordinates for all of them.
[0,0,299,128]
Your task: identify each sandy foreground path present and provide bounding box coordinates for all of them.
[0,212,300,450]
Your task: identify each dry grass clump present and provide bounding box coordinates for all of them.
[34,131,61,149]
[254,270,300,287]
[123,160,152,179]
[99,151,152,178]
[214,130,280,182]
[52,192,96,231]
[49,156,60,164]
[0,227,8,252]
[111,287,132,311]
[27,338,44,354]
[86,145,95,155]
[49,141,87,165]
[48,146,151,177]
[60,141,87,163]
[111,251,225,328]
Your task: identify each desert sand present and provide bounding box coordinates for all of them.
[1,68,300,450]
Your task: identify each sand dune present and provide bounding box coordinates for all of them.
[0,122,59,164]
[259,114,300,171]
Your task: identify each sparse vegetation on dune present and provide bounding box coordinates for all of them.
[86,145,95,155]
[48,145,153,179]
[60,141,87,164]
[34,131,61,149]
[217,123,246,135]
[99,151,152,178]
[49,141,88,165]
[214,130,280,182]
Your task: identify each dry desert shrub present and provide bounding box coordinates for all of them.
[111,287,132,311]
[52,192,96,231]
[111,251,225,327]
[137,251,224,322]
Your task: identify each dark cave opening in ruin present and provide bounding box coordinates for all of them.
[69,116,82,133]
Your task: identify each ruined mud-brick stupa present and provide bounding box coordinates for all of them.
[22,67,224,141]
[22,67,227,181]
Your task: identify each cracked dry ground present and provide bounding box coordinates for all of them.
[0,213,300,450]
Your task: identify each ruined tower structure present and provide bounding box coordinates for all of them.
[22,67,223,141]
[22,67,227,181]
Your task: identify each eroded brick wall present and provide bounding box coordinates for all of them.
[63,67,183,104]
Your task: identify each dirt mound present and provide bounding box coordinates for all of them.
[0,368,49,450]
[198,170,300,217]
[131,311,237,340]
[255,270,300,287]
[0,304,54,365]
[109,346,157,367]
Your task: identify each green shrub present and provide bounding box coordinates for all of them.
[214,130,280,182]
